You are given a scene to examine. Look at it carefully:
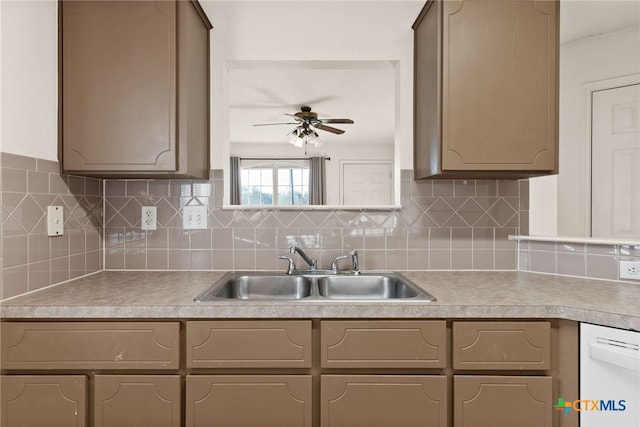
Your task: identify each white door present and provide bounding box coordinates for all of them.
[591,84,640,239]
[341,162,393,205]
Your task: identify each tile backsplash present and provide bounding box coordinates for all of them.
[518,239,640,282]
[102,170,525,272]
[6,153,637,300]
[1,153,530,299]
[1,153,103,299]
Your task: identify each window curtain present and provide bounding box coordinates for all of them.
[229,156,241,205]
[309,157,326,205]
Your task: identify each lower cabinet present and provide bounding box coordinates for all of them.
[451,321,555,427]
[1,375,86,427]
[321,375,447,427]
[94,375,181,427]
[185,375,313,427]
[0,319,576,427]
[454,376,553,427]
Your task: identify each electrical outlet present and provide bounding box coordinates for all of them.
[47,206,64,236]
[183,205,207,230]
[619,260,640,280]
[141,206,157,230]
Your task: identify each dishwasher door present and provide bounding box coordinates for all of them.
[580,323,640,427]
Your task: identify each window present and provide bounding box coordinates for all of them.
[240,160,309,206]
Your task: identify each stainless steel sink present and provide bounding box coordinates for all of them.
[317,273,435,300]
[194,271,435,302]
[194,273,313,301]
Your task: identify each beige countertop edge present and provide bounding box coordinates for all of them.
[0,304,638,331]
[0,270,638,331]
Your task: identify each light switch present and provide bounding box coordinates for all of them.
[47,206,64,236]
[183,205,207,230]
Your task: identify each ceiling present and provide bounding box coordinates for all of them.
[202,1,640,147]
[228,62,396,146]
[560,0,640,44]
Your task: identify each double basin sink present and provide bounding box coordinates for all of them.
[194,271,436,302]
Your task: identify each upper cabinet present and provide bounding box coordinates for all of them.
[413,0,559,179]
[61,0,212,178]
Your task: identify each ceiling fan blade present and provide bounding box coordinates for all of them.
[314,124,345,135]
[284,113,303,121]
[320,119,354,124]
[253,122,299,127]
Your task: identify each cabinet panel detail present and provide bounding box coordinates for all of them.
[185,375,312,427]
[442,0,557,170]
[453,321,550,370]
[321,375,447,427]
[1,375,86,427]
[63,0,177,171]
[94,375,181,427]
[321,320,446,368]
[454,375,552,427]
[1,322,180,370]
[61,0,211,178]
[413,0,558,178]
[186,320,312,368]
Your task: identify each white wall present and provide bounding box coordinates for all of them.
[204,1,423,172]
[529,26,640,237]
[1,0,58,161]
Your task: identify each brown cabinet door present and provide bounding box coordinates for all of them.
[442,0,558,172]
[186,320,312,368]
[61,1,211,178]
[94,375,180,427]
[454,375,552,427]
[1,321,180,370]
[1,375,86,427]
[62,0,178,173]
[185,375,312,427]
[452,321,551,370]
[321,375,447,427]
[321,320,446,368]
[413,0,558,177]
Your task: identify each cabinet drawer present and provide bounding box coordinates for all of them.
[321,320,446,368]
[94,375,181,427]
[1,375,87,427]
[454,376,552,427]
[321,375,447,427]
[1,322,180,370]
[186,375,312,427]
[186,320,312,368]
[452,321,550,370]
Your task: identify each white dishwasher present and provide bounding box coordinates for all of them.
[581,323,640,427]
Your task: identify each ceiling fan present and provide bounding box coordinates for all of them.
[253,105,354,135]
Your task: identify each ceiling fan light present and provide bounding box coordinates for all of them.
[293,136,305,148]
[307,131,322,147]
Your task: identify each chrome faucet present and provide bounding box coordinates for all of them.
[278,256,296,275]
[331,255,348,273]
[350,249,360,275]
[289,246,318,270]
